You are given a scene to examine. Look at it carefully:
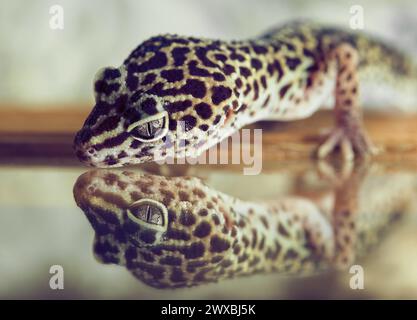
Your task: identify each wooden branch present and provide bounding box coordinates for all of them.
[0,106,416,166]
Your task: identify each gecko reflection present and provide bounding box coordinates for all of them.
[73,166,414,288]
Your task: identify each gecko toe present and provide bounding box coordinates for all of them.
[316,126,377,161]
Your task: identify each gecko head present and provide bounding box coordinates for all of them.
[74,35,236,168]
[73,169,235,288]
[73,170,169,249]
[73,66,172,168]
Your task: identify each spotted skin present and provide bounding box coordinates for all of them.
[74,170,334,288]
[73,169,411,288]
[73,21,417,167]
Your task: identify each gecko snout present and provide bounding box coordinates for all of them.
[73,128,102,166]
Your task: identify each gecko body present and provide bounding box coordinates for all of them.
[73,169,413,288]
[73,170,333,288]
[74,21,417,167]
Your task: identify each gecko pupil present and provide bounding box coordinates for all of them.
[131,117,165,141]
[129,203,164,226]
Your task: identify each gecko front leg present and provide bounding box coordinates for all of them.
[318,44,376,161]
[316,159,368,269]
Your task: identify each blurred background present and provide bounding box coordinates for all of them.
[1,0,417,300]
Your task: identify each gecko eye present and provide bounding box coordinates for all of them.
[127,111,169,142]
[127,199,168,232]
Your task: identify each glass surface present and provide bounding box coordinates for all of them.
[1,160,417,299]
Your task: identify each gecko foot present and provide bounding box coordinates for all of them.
[317,125,378,161]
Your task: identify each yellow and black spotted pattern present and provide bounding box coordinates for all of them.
[74,20,417,167]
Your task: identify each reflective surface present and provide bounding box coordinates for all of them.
[1,161,417,298]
